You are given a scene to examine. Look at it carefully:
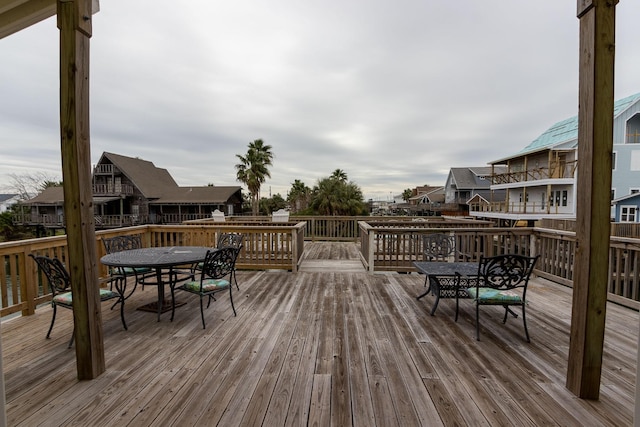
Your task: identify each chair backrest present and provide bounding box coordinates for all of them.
[423,233,455,261]
[476,254,539,291]
[30,254,71,295]
[200,247,237,281]
[271,209,289,222]
[212,209,226,222]
[217,232,244,251]
[103,235,143,254]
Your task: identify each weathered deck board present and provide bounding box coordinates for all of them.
[2,242,637,426]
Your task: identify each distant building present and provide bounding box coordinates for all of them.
[0,194,20,213]
[16,152,242,229]
[444,167,506,216]
[470,92,640,225]
[612,192,640,223]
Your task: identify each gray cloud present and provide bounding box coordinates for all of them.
[2,1,639,200]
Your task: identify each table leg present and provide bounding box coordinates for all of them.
[156,268,164,322]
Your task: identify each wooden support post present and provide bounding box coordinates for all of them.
[567,0,617,399]
[58,0,105,380]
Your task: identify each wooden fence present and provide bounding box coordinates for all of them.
[358,223,640,310]
[4,217,640,322]
[0,222,305,319]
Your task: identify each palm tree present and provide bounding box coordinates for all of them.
[235,139,273,216]
[310,175,367,216]
[331,169,348,182]
[402,188,413,202]
[287,179,311,213]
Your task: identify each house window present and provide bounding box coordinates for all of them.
[612,189,616,200]
[612,152,617,170]
[631,189,640,194]
[627,114,640,143]
[631,151,640,171]
[621,206,638,222]
[549,190,567,207]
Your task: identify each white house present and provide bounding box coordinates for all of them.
[470,92,640,224]
[0,194,19,213]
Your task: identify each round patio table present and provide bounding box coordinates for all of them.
[101,246,211,321]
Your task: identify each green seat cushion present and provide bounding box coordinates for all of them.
[122,267,152,275]
[466,287,523,304]
[53,289,119,306]
[182,278,230,293]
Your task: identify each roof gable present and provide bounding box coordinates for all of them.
[450,167,505,190]
[612,192,640,205]
[99,152,178,198]
[517,92,640,156]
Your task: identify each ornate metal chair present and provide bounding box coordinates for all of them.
[102,235,155,291]
[419,233,462,313]
[170,247,237,329]
[216,232,244,290]
[30,254,126,348]
[455,254,539,342]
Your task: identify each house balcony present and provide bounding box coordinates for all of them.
[1,234,637,425]
[491,160,578,186]
[93,164,117,175]
[469,201,574,217]
[92,183,135,196]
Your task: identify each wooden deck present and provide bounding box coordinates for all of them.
[2,242,637,426]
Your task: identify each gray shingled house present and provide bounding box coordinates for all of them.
[18,152,242,229]
[444,167,506,215]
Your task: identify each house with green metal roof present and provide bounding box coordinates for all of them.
[470,92,640,224]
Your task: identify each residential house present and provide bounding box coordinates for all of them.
[444,167,506,216]
[0,194,20,213]
[17,152,243,228]
[399,185,454,216]
[612,192,640,223]
[470,92,640,225]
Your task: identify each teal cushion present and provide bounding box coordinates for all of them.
[53,288,119,306]
[122,267,152,275]
[467,287,523,304]
[182,278,230,293]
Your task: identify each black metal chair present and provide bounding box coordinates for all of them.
[170,247,237,329]
[423,233,456,262]
[455,254,539,342]
[30,254,127,348]
[102,235,155,291]
[419,233,460,309]
[216,232,243,290]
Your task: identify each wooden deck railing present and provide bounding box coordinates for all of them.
[0,222,305,319]
[358,222,640,310]
[4,217,640,322]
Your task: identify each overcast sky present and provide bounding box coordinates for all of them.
[2,1,639,201]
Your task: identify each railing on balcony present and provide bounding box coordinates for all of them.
[93,164,115,174]
[11,213,65,227]
[0,222,306,318]
[469,201,572,215]
[492,160,578,185]
[357,222,640,310]
[92,183,134,195]
[4,217,640,324]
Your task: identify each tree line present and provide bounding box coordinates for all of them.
[235,139,368,216]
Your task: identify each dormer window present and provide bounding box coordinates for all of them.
[627,113,640,144]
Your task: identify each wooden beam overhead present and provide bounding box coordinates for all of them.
[0,0,56,39]
[0,0,98,39]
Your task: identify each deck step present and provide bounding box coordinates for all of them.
[298,259,365,273]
